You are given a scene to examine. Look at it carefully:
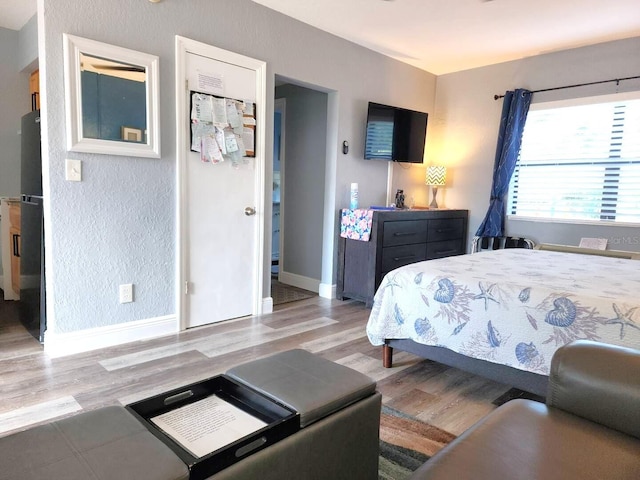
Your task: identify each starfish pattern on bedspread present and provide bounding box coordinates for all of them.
[474,282,499,310]
[605,304,640,339]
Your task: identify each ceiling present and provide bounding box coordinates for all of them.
[252,0,640,74]
[2,0,638,74]
[0,0,36,31]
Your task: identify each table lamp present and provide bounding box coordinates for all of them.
[426,166,446,208]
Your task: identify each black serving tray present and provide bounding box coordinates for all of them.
[126,375,299,480]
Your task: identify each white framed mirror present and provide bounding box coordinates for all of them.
[63,34,160,158]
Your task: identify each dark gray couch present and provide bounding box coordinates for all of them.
[411,340,640,479]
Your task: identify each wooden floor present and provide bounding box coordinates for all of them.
[0,295,512,438]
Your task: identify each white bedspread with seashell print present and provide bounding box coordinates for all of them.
[366,249,640,375]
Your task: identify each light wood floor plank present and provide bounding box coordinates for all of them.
[335,351,420,382]
[197,317,337,357]
[0,396,82,435]
[99,324,275,371]
[300,325,367,352]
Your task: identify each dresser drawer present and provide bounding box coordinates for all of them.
[383,220,428,247]
[426,239,464,259]
[381,244,427,273]
[428,218,464,242]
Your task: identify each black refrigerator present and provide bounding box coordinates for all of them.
[20,110,46,342]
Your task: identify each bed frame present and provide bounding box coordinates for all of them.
[382,243,640,397]
[380,244,640,398]
[383,340,549,397]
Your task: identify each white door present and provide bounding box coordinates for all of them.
[176,37,266,329]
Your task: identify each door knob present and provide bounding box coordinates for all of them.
[244,207,256,216]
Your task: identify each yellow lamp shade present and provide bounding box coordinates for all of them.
[426,166,446,186]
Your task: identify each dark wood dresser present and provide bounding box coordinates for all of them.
[337,209,469,307]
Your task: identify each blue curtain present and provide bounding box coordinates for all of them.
[475,88,532,237]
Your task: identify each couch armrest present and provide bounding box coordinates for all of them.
[547,340,640,439]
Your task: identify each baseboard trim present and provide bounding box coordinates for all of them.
[318,282,336,299]
[44,314,178,358]
[279,271,319,293]
[262,296,273,314]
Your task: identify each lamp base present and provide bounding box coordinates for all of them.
[429,186,439,209]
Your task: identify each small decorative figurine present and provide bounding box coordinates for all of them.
[395,189,405,209]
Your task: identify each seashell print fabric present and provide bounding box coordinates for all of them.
[366,249,640,375]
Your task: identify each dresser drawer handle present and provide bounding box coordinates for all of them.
[434,249,458,255]
[393,254,416,262]
[393,232,417,237]
[435,228,455,233]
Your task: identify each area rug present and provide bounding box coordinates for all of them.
[271,280,315,305]
[492,387,545,407]
[379,406,456,480]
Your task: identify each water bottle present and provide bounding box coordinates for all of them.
[350,183,359,210]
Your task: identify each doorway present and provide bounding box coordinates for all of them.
[272,79,329,301]
[271,99,285,279]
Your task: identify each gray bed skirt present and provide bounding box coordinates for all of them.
[385,339,549,397]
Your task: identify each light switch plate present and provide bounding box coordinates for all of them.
[65,159,82,181]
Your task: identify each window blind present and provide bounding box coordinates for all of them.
[508,94,640,223]
[364,120,393,160]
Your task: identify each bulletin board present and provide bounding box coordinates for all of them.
[189,90,256,166]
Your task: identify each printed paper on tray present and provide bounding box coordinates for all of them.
[150,394,267,458]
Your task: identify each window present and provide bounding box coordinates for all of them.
[508,92,640,223]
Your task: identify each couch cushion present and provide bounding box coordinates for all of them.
[226,349,376,428]
[410,399,640,480]
[0,406,189,480]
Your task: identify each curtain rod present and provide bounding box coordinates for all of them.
[493,75,640,100]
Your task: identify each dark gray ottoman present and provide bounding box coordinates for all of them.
[0,350,380,480]
[216,349,381,480]
[0,405,189,480]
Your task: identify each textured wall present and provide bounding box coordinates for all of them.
[393,36,640,252]
[40,0,435,333]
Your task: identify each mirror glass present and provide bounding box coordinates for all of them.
[64,34,160,158]
[80,53,147,143]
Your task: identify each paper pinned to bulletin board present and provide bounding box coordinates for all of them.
[190,91,256,166]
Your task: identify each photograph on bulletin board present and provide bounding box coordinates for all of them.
[189,91,256,165]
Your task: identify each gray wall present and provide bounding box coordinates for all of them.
[40,0,435,333]
[18,15,38,72]
[275,84,327,281]
[393,36,640,252]
[0,27,29,199]
[0,27,30,277]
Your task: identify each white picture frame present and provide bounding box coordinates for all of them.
[63,34,160,158]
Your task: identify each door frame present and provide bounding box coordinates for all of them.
[175,36,267,330]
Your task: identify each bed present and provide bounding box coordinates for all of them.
[366,248,640,396]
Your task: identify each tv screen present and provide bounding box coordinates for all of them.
[364,102,428,163]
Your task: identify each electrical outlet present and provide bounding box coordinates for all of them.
[65,159,82,181]
[119,284,133,303]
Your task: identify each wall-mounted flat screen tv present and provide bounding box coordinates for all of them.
[364,102,428,163]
